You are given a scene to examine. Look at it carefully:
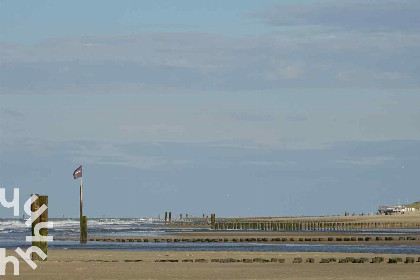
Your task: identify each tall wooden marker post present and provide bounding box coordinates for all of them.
[80,176,87,244]
[80,176,83,219]
[73,165,87,244]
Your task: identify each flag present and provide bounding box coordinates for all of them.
[73,165,82,179]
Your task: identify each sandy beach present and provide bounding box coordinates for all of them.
[2,1,420,279]
[7,250,419,280]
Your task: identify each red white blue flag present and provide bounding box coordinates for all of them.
[73,165,82,179]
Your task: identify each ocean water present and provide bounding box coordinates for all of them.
[1,218,419,254]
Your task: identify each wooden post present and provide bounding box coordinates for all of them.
[80,216,87,244]
[164,212,168,224]
[169,212,172,224]
[180,213,182,220]
[31,194,48,261]
[30,193,40,261]
[210,214,215,229]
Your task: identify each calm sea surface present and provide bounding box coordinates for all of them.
[1,218,419,254]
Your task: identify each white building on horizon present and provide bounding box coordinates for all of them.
[378,205,416,215]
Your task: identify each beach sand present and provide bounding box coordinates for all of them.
[6,250,420,280]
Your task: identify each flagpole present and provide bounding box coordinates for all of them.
[80,176,83,220]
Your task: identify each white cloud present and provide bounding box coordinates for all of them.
[242,160,297,167]
[230,112,274,122]
[335,156,393,166]
[251,0,420,32]
[1,27,419,93]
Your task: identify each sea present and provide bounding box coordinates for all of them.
[1,218,419,254]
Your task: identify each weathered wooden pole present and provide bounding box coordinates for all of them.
[79,177,86,244]
[210,214,216,229]
[80,216,87,244]
[31,194,40,261]
[31,194,48,261]
[169,212,172,224]
[80,178,83,219]
[164,212,168,224]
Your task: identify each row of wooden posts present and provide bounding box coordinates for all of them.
[160,213,420,231]
[164,212,172,224]
[163,212,214,224]
[212,219,420,230]
[163,213,420,230]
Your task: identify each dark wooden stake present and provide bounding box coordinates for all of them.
[211,214,216,229]
[31,194,48,261]
[80,216,87,244]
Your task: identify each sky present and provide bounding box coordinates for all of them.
[0,0,419,218]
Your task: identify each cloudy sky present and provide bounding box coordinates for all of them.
[1,0,419,218]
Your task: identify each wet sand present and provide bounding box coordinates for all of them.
[7,250,420,280]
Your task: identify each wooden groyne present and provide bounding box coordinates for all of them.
[152,213,420,231]
[212,220,420,230]
[156,215,210,226]
[54,235,420,245]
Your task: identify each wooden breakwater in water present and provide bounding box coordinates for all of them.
[212,219,420,230]
[147,212,420,230]
[56,235,420,245]
[159,219,420,230]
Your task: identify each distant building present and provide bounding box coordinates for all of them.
[378,205,416,215]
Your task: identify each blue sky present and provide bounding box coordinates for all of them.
[0,0,277,42]
[1,0,419,218]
